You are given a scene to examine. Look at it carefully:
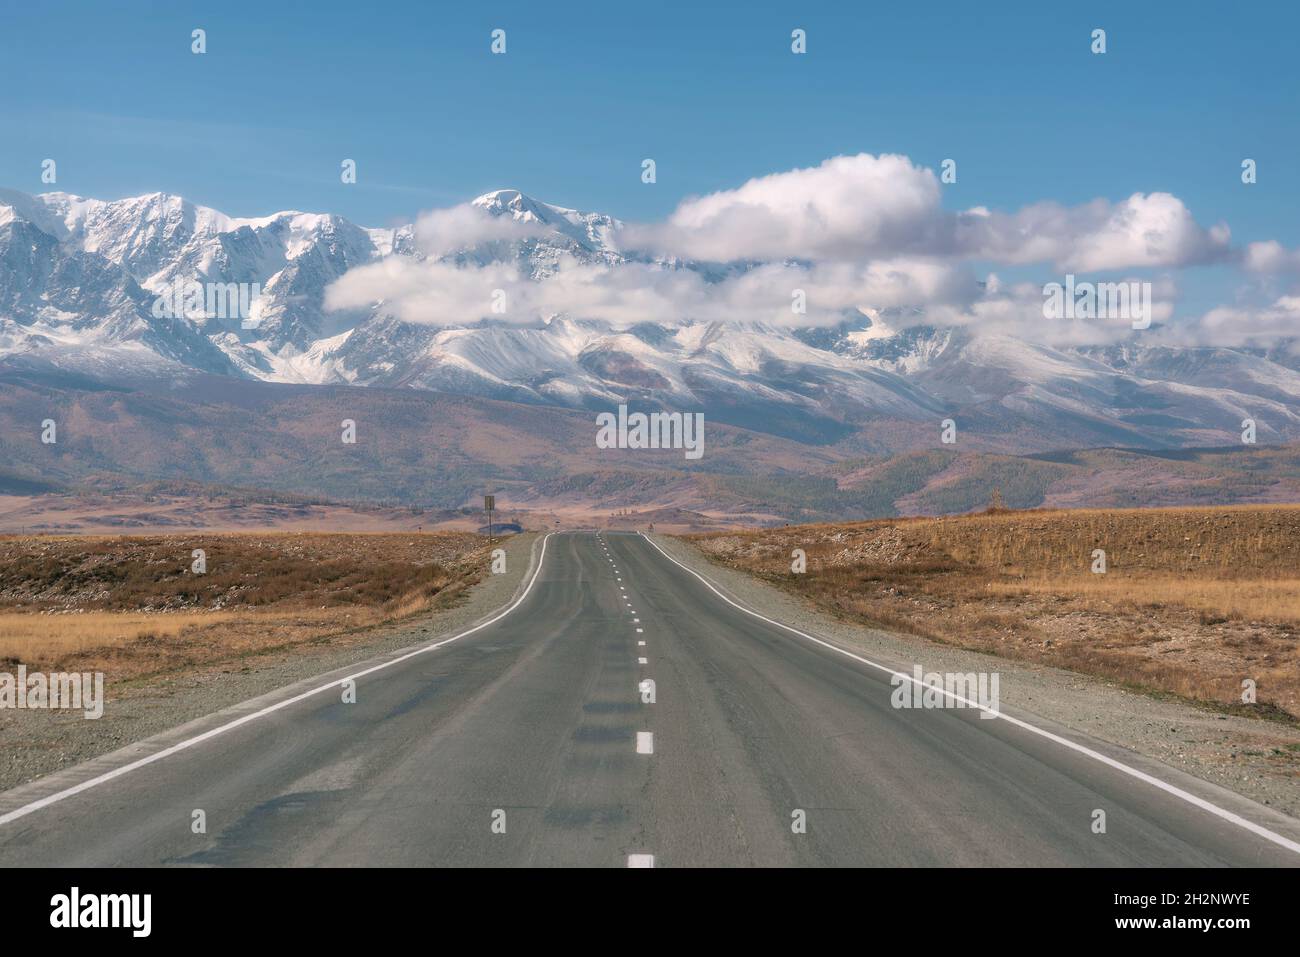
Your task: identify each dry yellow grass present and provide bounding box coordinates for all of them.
[0,607,384,663]
[906,504,1300,577]
[0,611,230,659]
[985,576,1300,624]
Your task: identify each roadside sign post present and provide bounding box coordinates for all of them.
[485,494,495,544]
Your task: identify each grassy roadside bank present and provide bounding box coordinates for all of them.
[689,506,1300,722]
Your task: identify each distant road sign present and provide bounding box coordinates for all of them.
[484,495,495,511]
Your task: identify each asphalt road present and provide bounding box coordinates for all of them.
[1,531,1297,867]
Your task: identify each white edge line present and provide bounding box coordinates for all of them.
[0,533,555,828]
[638,533,1300,857]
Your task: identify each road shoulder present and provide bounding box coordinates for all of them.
[651,533,1300,822]
[0,532,541,798]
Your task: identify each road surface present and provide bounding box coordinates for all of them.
[1,531,1297,867]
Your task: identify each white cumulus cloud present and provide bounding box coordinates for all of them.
[323,152,1289,347]
[619,153,1232,272]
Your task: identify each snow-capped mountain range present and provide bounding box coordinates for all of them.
[3,185,1299,451]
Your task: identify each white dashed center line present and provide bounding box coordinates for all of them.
[627,854,655,868]
[636,731,654,754]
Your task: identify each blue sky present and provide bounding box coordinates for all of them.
[2,1,1298,324]
[1,2,1294,229]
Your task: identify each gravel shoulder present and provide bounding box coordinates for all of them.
[652,533,1300,820]
[0,532,540,795]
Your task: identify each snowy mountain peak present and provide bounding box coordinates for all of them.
[3,185,1300,452]
[471,188,622,253]
[472,188,562,223]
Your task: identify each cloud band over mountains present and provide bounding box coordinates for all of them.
[323,152,1300,347]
